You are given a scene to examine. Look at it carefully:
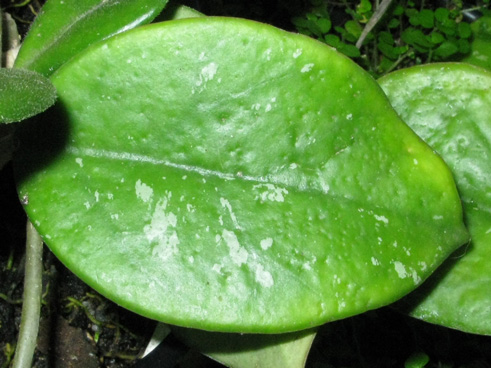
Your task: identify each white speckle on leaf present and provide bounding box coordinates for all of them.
[94,191,100,202]
[374,214,389,224]
[135,179,153,203]
[393,261,408,279]
[260,238,273,250]
[196,62,218,86]
[413,158,419,165]
[84,202,91,210]
[145,194,179,262]
[254,263,274,287]
[371,257,380,266]
[212,264,223,274]
[301,63,314,73]
[433,215,443,220]
[111,214,119,220]
[220,197,242,230]
[75,158,83,167]
[253,184,288,202]
[252,103,261,111]
[346,113,353,120]
[289,163,298,170]
[221,229,248,266]
[187,204,195,213]
[189,256,194,263]
[293,48,302,58]
[265,103,272,112]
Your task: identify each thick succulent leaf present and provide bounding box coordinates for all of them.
[14,0,168,76]
[172,327,316,368]
[462,16,491,70]
[0,68,56,123]
[379,63,491,335]
[156,3,203,21]
[15,18,468,333]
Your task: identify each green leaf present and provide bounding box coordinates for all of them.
[317,18,332,34]
[434,8,450,23]
[429,31,445,45]
[402,28,433,49]
[0,68,56,124]
[379,63,491,335]
[457,22,472,39]
[172,326,317,368]
[14,0,169,76]
[433,40,459,59]
[419,9,435,29]
[462,16,491,70]
[15,18,469,333]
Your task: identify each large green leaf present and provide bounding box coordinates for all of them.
[0,68,56,123]
[379,63,491,335]
[172,327,316,368]
[461,16,491,70]
[14,0,168,76]
[14,18,468,333]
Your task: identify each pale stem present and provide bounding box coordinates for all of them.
[11,221,44,368]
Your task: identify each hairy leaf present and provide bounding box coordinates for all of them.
[0,68,56,124]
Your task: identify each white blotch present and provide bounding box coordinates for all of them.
[374,214,389,224]
[433,215,443,220]
[293,48,302,58]
[94,191,100,202]
[196,62,218,86]
[254,264,274,287]
[75,158,83,167]
[145,193,179,262]
[393,241,398,248]
[393,261,408,279]
[346,113,353,120]
[220,197,242,230]
[135,179,153,203]
[413,158,419,165]
[111,214,119,220]
[107,193,114,200]
[264,48,272,61]
[187,204,195,213]
[301,63,314,73]
[84,202,91,210]
[265,103,272,112]
[189,256,194,264]
[371,257,381,266]
[289,163,298,170]
[252,103,261,111]
[260,238,273,250]
[253,184,288,202]
[182,175,187,180]
[212,264,223,274]
[221,230,248,266]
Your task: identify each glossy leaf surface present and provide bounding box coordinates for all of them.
[15,18,469,333]
[0,68,56,123]
[14,0,168,76]
[172,327,316,368]
[379,63,491,335]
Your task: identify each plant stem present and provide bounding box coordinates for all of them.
[356,0,394,48]
[11,221,44,368]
